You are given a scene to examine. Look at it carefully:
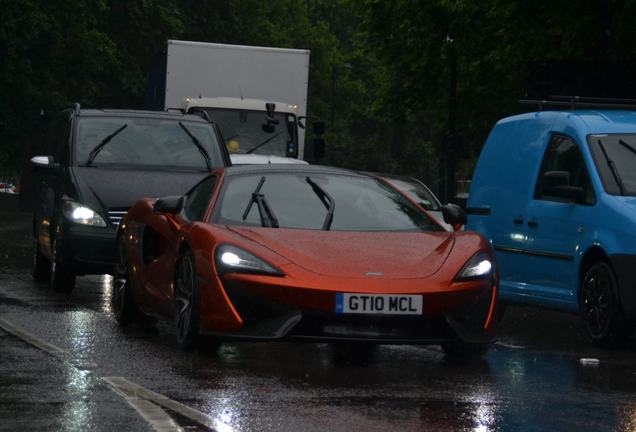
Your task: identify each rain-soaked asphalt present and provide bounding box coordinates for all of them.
[1,196,636,432]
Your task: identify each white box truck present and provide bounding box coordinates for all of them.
[145,40,313,160]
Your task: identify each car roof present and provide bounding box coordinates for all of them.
[500,109,636,134]
[223,163,367,178]
[76,109,210,123]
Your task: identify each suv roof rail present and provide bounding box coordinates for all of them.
[519,96,636,111]
[69,102,81,114]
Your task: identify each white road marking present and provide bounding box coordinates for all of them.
[0,317,239,432]
[104,377,239,432]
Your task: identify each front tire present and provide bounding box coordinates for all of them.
[112,236,137,325]
[50,235,75,292]
[580,262,633,346]
[175,250,199,350]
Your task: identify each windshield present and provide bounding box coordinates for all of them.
[589,134,636,196]
[204,108,298,158]
[74,117,225,170]
[213,172,442,232]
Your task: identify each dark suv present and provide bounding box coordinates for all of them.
[31,104,230,292]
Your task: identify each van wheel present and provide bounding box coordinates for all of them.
[50,236,76,292]
[175,250,199,350]
[580,262,633,346]
[32,234,50,282]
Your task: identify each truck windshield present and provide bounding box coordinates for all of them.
[75,117,225,170]
[214,172,443,232]
[203,108,298,158]
[589,134,636,196]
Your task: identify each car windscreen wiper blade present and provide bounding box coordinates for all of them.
[246,131,283,154]
[179,122,211,170]
[599,139,626,195]
[241,176,279,228]
[306,176,334,230]
[619,139,636,156]
[86,124,127,166]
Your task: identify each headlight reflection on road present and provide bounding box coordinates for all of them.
[101,275,113,314]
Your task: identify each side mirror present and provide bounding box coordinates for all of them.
[441,203,466,232]
[313,138,325,159]
[313,121,326,135]
[153,195,184,214]
[31,155,62,174]
[262,123,276,134]
[265,102,276,118]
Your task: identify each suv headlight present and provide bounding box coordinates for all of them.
[215,244,283,276]
[63,201,107,227]
[455,250,494,281]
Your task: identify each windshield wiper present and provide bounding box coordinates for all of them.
[179,122,211,170]
[246,131,283,154]
[86,124,127,166]
[619,139,636,156]
[241,176,279,228]
[598,139,626,195]
[306,176,334,230]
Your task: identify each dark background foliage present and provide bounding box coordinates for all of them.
[1,0,634,200]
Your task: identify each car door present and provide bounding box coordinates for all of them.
[34,112,71,257]
[521,134,596,307]
[140,175,218,316]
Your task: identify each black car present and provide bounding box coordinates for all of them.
[31,104,230,292]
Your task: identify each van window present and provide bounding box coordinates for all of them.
[534,135,595,204]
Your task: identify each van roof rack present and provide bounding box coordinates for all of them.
[519,96,636,111]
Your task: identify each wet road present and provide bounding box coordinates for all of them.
[2,198,636,431]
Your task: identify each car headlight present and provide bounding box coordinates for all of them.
[215,244,283,276]
[455,250,494,281]
[63,201,107,227]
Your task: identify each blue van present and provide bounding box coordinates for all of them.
[466,102,636,344]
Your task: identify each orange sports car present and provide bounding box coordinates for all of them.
[112,164,498,356]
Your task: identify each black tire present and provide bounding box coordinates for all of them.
[441,341,490,358]
[579,261,633,346]
[32,233,50,282]
[112,235,137,325]
[50,235,75,292]
[174,250,199,350]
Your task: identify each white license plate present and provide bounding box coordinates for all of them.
[335,293,423,315]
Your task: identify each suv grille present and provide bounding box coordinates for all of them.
[108,208,129,227]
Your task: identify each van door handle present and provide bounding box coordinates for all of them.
[513,216,524,225]
[527,218,538,228]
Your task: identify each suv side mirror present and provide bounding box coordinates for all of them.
[153,195,184,214]
[441,203,466,231]
[31,155,62,174]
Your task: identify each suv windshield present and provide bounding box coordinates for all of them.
[75,117,225,170]
[589,134,636,196]
[204,108,298,158]
[214,172,443,232]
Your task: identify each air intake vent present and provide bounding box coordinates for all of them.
[108,208,129,227]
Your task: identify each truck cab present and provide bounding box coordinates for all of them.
[182,97,303,159]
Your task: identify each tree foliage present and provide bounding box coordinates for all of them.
[2,0,636,197]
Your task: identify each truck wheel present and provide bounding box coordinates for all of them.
[32,234,50,282]
[580,262,633,346]
[50,236,76,292]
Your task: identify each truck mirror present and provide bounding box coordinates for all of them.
[266,103,276,118]
[262,123,275,134]
[313,138,325,159]
[313,121,326,135]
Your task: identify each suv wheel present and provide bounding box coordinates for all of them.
[580,262,633,345]
[50,235,76,292]
[32,233,50,282]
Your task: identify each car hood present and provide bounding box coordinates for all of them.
[71,167,209,211]
[227,227,455,279]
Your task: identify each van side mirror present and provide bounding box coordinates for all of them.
[542,171,584,202]
[153,195,184,214]
[441,203,466,232]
